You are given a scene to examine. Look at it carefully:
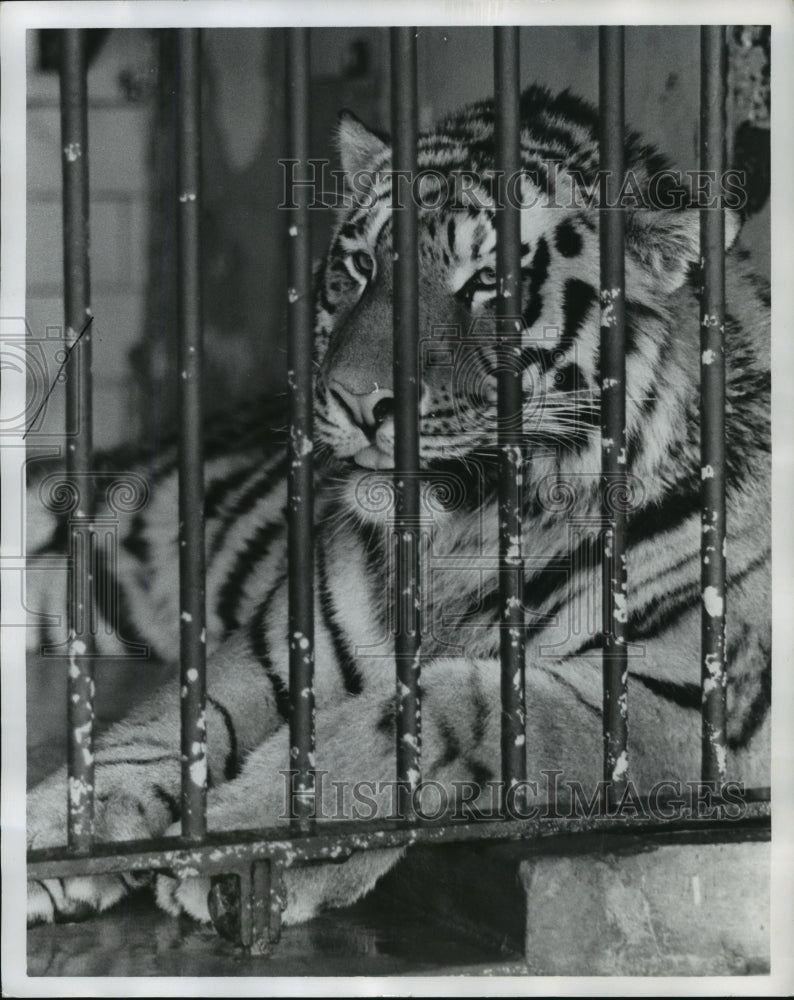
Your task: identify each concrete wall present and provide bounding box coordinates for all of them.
[26,29,155,449]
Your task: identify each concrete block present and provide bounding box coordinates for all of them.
[520,840,769,976]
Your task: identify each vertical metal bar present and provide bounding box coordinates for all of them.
[493,26,528,816]
[700,26,728,784]
[598,26,629,803]
[176,28,207,840]
[60,29,96,852]
[285,27,316,833]
[390,27,422,821]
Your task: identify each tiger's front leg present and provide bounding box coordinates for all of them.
[155,657,507,927]
[26,629,288,926]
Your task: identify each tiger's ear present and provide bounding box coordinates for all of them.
[336,110,389,177]
[626,208,740,293]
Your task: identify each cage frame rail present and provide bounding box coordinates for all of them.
[27,795,771,951]
[27,23,771,955]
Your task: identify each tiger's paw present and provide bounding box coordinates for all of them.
[27,873,130,926]
[151,847,407,934]
[27,769,173,927]
[155,872,212,923]
[155,871,259,945]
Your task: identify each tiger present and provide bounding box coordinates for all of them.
[26,85,770,931]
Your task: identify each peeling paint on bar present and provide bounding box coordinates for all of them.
[702,585,724,618]
[68,775,93,813]
[612,750,629,781]
[190,756,207,787]
[406,767,421,790]
[600,287,621,327]
[700,26,728,784]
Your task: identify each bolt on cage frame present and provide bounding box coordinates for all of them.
[27,25,771,953]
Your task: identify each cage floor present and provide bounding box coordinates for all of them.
[27,884,526,978]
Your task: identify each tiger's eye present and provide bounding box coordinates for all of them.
[477,265,497,287]
[352,250,375,279]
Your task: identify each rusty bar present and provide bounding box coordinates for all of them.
[285,27,316,833]
[60,28,96,851]
[175,28,207,840]
[390,27,422,821]
[598,26,629,803]
[28,791,771,880]
[700,26,728,784]
[493,26,528,816]
[251,861,270,949]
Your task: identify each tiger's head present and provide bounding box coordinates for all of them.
[314,87,739,486]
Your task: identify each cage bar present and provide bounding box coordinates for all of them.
[285,27,317,833]
[60,29,96,851]
[493,26,528,815]
[699,26,728,784]
[598,26,629,802]
[390,27,422,821]
[175,28,208,840]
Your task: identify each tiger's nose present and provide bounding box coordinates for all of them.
[329,381,395,431]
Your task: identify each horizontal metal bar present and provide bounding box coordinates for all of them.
[175,27,208,841]
[285,26,316,834]
[28,794,770,880]
[60,27,96,853]
[699,25,728,785]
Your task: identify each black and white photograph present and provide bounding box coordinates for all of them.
[1,0,793,993]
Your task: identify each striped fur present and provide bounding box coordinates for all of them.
[27,87,770,928]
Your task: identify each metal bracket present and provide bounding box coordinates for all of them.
[208,859,287,954]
